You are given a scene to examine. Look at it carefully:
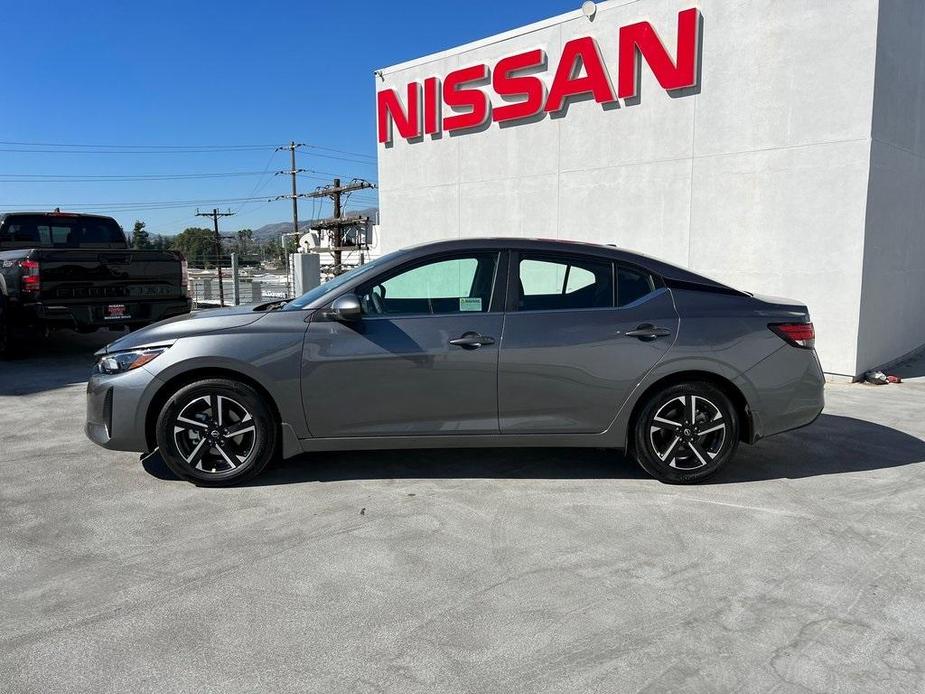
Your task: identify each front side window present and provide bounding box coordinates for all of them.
[517,254,614,311]
[358,253,498,316]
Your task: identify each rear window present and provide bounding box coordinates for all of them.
[0,215,126,249]
[617,265,658,306]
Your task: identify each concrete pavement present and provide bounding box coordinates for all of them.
[1,331,924,693]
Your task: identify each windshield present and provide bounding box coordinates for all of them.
[283,250,405,310]
[0,215,127,249]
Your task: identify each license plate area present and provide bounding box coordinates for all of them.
[104,304,130,320]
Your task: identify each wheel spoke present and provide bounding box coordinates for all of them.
[688,440,711,467]
[176,415,209,430]
[211,394,222,426]
[686,395,696,424]
[698,422,726,436]
[214,443,238,469]
[658,435,681,462]
[186,438,209,467]
[225,415,254,437]
[653,415,681,429]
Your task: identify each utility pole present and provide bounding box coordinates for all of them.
[301,178,376,274]
[195,208,235,306]
[332,178,342,271]
[274,141,303,296]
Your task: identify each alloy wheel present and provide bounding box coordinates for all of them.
[648,394,727,471]
[172,394,257,474]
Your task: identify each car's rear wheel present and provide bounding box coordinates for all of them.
[155,378,278,486]
[633,382,739,484]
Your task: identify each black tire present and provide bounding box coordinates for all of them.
[155,378,278,486]
[0,300,17,359]
[633,382,739,484]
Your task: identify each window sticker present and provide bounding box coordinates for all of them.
[459,297,482,312]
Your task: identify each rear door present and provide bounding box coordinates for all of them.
[498,251,677,434]
[301,250,507,437]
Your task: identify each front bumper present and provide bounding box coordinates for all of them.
[85,367,160,452]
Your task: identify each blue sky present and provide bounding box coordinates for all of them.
[1,0,573,236]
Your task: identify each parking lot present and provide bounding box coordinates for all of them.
[1,332,924,693]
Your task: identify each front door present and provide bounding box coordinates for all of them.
[499,252,677,434]
[302,251,505,437]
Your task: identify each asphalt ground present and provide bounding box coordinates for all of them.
[2,330,924,693]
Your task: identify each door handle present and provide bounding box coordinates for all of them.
[624,324,672,340]
[449,332,495,349]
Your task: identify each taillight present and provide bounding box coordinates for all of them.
[19,259,40,297]
[179,256,189,298]
[770,322,815,349]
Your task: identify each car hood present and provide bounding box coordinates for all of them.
[99,304,267,354]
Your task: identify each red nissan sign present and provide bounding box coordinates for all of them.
[377,8,701,144]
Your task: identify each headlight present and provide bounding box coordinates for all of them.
[96,347,168,374]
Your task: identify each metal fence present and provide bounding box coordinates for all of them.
[188,273,289,308]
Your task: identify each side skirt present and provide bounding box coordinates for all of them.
[298,431,621,453]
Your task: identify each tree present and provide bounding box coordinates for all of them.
[131,220,150,249]
[234,228,254,256]
[170,227,216,268]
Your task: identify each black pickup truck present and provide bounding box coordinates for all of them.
[0,211,190,355]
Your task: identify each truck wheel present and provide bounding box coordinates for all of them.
[633,382,739,484]
[0,304,16,359]
[155,378,278,486]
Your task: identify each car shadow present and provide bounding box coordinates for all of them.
[140,414,925,486]
[0,330,115,396]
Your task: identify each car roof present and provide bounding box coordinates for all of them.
[399,237,739,291]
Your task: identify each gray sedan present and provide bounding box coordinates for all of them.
[86,238,824,485]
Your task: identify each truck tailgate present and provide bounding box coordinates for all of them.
[34,249,185,302]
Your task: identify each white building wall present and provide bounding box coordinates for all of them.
[377,0,885,376]
[857,0,925,373]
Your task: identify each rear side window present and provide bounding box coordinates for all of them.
[0,215,126,248]
[617,265,658,306]
[517,254,614,311]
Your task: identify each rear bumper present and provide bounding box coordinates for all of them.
[20,298,190,329]
[738,346,825,441]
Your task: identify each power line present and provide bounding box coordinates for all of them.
[232,148,281,215]
[0,168,374,184]
[0,146,278,154]
[297,172,377,184]
[0,140,377,161]
[0,140,281,149]
[303,143,376,161]
[299,151,378,166]
[0,196,274,212]
[0,171,274,182]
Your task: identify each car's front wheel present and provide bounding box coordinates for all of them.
[155,378,278,486]
[633,382,739,484]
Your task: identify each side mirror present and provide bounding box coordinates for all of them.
[326,293,362,321]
